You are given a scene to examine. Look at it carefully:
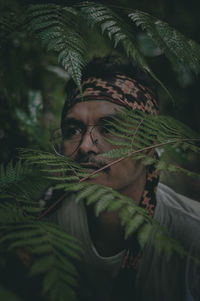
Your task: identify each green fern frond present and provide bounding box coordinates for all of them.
[27,4,87,91]
[19,148,79,167]
[0,160,51,216]
[94,110,200,180]
[19,104,200,182]
[78,2,146,65]
[85,186,110,206]
[74,183,190,258]
[0,11,25,45]
[100,147,132,158]
[101,110,200,157]
[124,214,145,239]
[0,220,81,301]
[0,203,26,223]
[107,198,124,211]
[156,161,200,180]
[137,223,153,250]
[74,184,99,203]
[78,2,172,99]
[18,110,199,251]
[18,147,200,260]
[0,161,30,192]
[16,172,49,200]
[94,193,115,216]
[55,182,86,192]
[19,149,97,185]
[129,10,200,76]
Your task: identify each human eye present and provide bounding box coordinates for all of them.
[62,126,82,140]
[99,123,117,135]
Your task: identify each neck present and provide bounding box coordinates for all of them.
[86,205,126,256]
[86,171,146,257]
[118,169,146,205]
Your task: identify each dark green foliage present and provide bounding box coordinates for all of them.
[129,10,200,77]
[0,285,22,301]
[1,1,199,97]
[18,140,199,259]
[27,4,87,92]
[79,2,148,66]
[0,11,25,45]
[97,110,200,178]
[0,1,200,300]
[0,159,81,300]
[0,160,50,219]
[0,160,30,192]
[0,220,80,301]
[78,1,172,99]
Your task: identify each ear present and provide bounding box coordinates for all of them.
[148,147,155,158]
[143,142,158,167]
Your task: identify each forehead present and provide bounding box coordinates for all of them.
[64,100,125,123]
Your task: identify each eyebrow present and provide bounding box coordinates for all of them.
[62,114,117,127]
[62,118,84,128]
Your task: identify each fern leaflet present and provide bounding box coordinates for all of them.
[129,10,200,76]
[18,149,199,260]
[27,4,87,91]
[0,217,81,301]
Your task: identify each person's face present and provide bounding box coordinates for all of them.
[62,101,146,197]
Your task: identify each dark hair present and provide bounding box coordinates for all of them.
[61,56,158,124]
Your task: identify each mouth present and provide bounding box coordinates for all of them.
[80,162,110,175]
[80,163,100,170]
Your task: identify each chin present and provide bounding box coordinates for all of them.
[89,174,119,190]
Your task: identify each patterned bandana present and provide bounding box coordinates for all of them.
[62,74,159,122]
[121,161,159,270]
[63,74,160,271]
[111,162,159,299]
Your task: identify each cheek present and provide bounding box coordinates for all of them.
[91,159,135,188]
[86,159,144,191]
[110,158,144,183]
[112,159,135,180]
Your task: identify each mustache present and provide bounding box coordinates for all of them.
[75,152,110,173]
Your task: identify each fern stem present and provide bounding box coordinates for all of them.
[36,192,68,220]
[80,138,200,182]
[130,118,145,150]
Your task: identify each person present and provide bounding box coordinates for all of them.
[49,57,200,301]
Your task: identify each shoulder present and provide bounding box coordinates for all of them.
[138,184,200,300]
[155,183,200,247]
[157,183,200,219]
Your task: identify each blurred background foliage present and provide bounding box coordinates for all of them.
[0,0,199,200]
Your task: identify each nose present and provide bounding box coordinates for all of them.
[79,127,99,154]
